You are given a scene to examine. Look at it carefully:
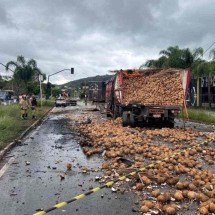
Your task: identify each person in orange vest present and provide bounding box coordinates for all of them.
[20,94,29,119]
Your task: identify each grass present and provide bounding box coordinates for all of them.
[179,108,215,124]
[0,103,53,150]
[41,100,55,107]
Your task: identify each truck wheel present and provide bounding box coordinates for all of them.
[168,121,174,128]
[106,113,111,117]
[166,119,174,128]
[129,113,135,127]
[113,106,119,119]
[122,112,129,127]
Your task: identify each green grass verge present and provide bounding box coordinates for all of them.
[41,100,55,107]
[0,103,53,150]
[179,108,215,124]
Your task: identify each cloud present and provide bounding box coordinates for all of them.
[0,0,215,84]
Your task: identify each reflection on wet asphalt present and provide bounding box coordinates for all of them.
[0,113,137,215]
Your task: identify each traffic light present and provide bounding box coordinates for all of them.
[71,68,74,74]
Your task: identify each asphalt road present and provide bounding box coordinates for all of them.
[0,105,138,215]
[1,103,214,215]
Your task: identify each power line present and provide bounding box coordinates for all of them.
[0,62,14,73]
[203,41,215,55]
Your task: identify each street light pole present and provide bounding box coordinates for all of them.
[85,79,87,106]
[47,68,74,99]
[48,69,72,83]
[39,74,43,108]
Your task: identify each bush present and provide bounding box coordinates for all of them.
[37,100,55,107]
[179,108,215,123]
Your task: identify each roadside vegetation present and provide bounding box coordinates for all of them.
[0,103,53,150]
[179,108,215,124]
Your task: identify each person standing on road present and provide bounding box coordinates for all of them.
[30,95,37,119]
[20,94,29,119]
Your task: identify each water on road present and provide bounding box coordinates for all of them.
[0,109,137,215]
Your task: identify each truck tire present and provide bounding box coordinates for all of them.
[129,113,135,127]
[165,119,174,128]
[113,106,118,119]
[122,112,129,127]
[106,113,112,117]
[168,121,174,128]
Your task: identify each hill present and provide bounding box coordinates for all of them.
[58,74,113,89]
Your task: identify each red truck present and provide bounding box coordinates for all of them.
[105,68,190,128]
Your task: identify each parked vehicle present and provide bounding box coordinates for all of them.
[66,99,77,106]
[55,97,67,107]
[0,90,17,105]
[55,97,77,107]
[106,68,190,128]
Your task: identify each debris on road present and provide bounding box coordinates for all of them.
[10,193,18,196]
[67,109,215,215]
[25,161,30,165]
[66,163,72,171]
[60,174,65,181]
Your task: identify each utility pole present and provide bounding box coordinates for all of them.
[85,79,87,106]
[39,74,43,108]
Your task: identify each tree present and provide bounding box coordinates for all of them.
[142,46,204,69]
[0,76,5,89]
[52,87,61,98]
[26,82,40,95]
[5,55,43,95]
[141,56,168,68]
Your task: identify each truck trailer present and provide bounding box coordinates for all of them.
[88,81,106,103]
[106,68,190,128]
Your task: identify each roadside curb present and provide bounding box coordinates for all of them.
[177,118,215,126]
[0,107,53,161]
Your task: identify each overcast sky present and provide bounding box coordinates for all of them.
[0,0,215,84]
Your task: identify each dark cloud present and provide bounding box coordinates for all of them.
[0,0,214,84]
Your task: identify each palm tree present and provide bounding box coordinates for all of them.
[159,46,204,69]
[143,46,204,69]
[141,56,168,68]
[159,46,184,68]
[141,46,203,69]
[5,55,42,94]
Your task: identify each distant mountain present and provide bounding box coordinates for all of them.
[57,74,113,89]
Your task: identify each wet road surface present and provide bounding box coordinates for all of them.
[0,107,138,215]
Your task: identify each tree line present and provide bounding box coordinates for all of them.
[1,47,215,104]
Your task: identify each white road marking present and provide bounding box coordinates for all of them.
[0,157,15,178]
